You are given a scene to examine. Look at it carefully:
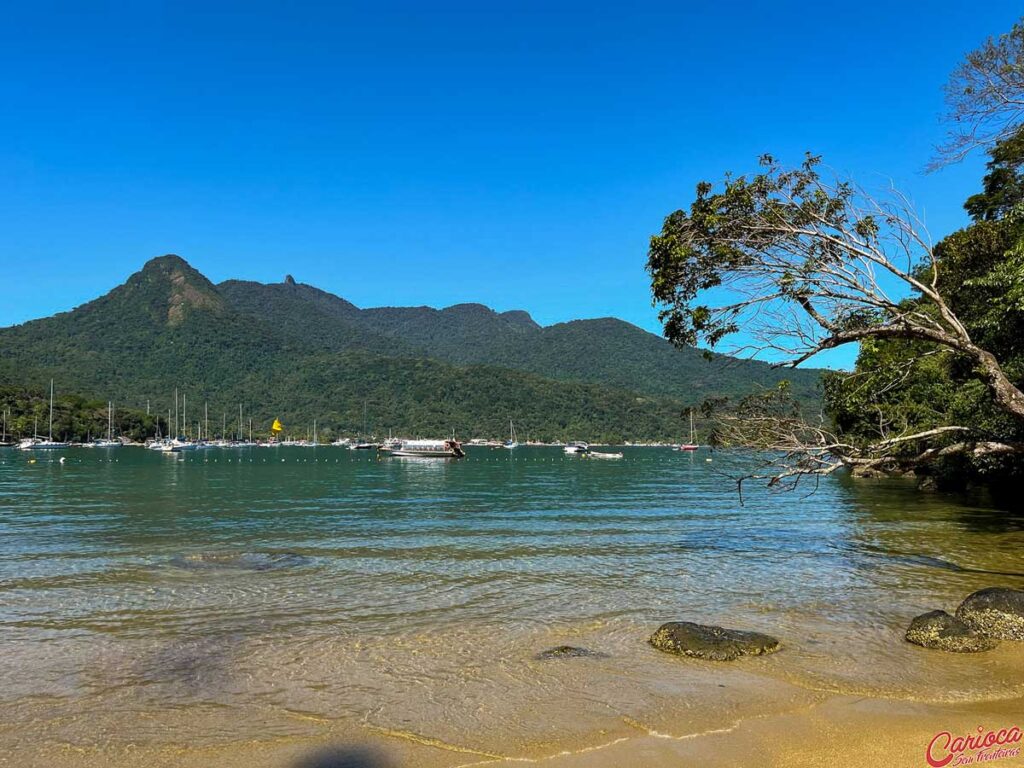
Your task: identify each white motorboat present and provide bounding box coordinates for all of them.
[563,441,589,455]
[588,451,623,460]
[379,439,465,459]
[147,438,195,452]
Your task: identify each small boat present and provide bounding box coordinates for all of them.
[675,409,699,452]
[588,451,623,460]
[503,419,519,449]
[563,441,589,455]
[20,380,70,449]
[147,438,195,452]
[93,402,121,448]
[379,438,465,459]
[351,402,376,449]
[0,408,13,447]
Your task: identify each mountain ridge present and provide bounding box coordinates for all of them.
[0,255,823,441]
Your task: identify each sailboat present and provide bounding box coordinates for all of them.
[171,392,197,450]
[0,408,13,447]
[20,380,70,449]
[676,409,699,452]
[503,419,519,449]
[94,401,121,447]
[352,402,376,449]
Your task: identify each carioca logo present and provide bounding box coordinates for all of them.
[926,725,1022,767]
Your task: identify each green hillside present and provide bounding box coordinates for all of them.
[219,275,823,405]
[0,257,689,441]
[0,255,822,441]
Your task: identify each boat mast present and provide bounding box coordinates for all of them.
[108,401,113,441]
[238,403,243,442]
[48,379,54,441]
[174,388,179,439]
[205,402,209,442]
[183,393,187,440]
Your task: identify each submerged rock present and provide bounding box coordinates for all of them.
[649,622,780,661]
[169,552,311,572]
[955,587,1024,640]
[905,610,998,653]
[534,645,608,660]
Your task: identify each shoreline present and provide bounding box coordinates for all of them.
[6,690,1022,767]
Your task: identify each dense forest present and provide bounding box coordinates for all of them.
[0,256,821,443]
[0,386,163,444]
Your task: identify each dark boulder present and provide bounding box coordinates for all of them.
[534,645,608,660]
[905,610,998,653]
[650,621,780,661]
[955,588,1024,640]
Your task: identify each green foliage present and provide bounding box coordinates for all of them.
[0,386,163,443]
[647,153,892,352]
[964,126,1024,221]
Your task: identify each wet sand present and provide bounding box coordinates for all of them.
[3,621,1023,768]
[4,690,1022,767]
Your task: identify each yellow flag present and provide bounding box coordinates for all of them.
[271,419,283,433]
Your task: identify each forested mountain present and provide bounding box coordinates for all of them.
[0,255,822,442]
[219,274,822,403]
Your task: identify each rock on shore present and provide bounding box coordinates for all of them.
[650,622,780,661]
[955,588,1024,640]
[905,610,999,653]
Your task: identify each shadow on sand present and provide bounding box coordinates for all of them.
[292,746,394,768]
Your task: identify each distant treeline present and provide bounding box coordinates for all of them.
[0,386,165,443]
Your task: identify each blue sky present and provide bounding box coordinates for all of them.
[2,1,1021,369]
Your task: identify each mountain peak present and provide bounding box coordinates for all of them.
[131,254,224,325]
[140,253,192,274]
[499,309,539,330]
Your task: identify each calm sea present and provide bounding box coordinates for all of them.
[1,446,1023,763]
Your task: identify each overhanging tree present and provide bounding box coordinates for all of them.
[647,154,1024,488]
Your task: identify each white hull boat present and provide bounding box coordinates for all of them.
[379,439,465,459]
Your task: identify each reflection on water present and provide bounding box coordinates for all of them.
[1,446,1023,760]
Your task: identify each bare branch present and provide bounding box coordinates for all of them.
[933,20,1024,168]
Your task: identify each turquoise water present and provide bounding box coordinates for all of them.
[1,446,1023,761]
